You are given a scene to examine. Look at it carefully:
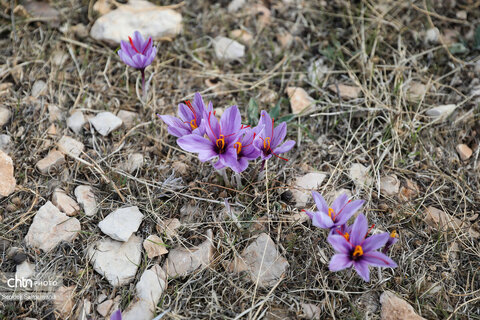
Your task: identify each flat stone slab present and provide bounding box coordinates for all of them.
[98,206,144,241]
[25,201,81,252]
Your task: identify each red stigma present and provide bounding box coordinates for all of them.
[142,38,152,55]
[128,37,141,54]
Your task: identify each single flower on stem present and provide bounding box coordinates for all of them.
[158,92,211,138]
[381,230,398,253]
[328,214,397,282]
[118,31,157,99]
[253,110,295,161]
[304,191,364,232]
[177,105,242,169]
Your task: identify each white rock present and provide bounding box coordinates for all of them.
[291,172,327,208]
[16,261,35,279]
[143,235,168,259]
[135,265,166,304]
[229,233,289,287]
[116,110,137,129]
[228,0,246,12]
[163,229,214,277]
[350,163,372,190]
[300,303,321,319]
[0,107,11,126]
[51,50,69,67]
[0,150,16,197]
[98,206,144,241]
[122,299,154,320]
[456,144,472,161]
[229,29,253,45]
[328,84,362,99]
[426,104,456,121]
[88,235,142,286]
[380,175,400,197]
[54,286,76,317]
[25,201,81,251]
[286,87,315,114]
[89,112,123,136]
[75,185,98,216]
[156,218,181,238]
[120,153,143,173]
[97,299,114,317]
[90,0,182,44]
[36,150,65,174]
[425,28,440,44]
[48,104,63,122]
[52,188,80,216]
[406,81,428,101]
[67,111,86,134]
[31,80,47,97]
[58,136,84,158]
[380,291,426,320]
[0,134,11,152]
[213,36,245,61]
[122,265,167,320]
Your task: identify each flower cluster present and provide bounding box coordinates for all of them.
[305,191,398,282]
[158,93,295,173]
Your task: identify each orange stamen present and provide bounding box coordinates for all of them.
[344,232,350,241]
[328,208,335,220]
[353,245,363,257]
[185,100,198,130]
[263,137,271,150]
[390,230,397,238]
[216,134,225,150]
[234,142,242,154]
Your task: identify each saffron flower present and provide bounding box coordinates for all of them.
[177,105,242,169]
[110,310,122,320]
[118,31,157,97]
[304,191,364,232]
[226,127,262,173]
[158,92,211,138]
[382,230,398,253]
[253,111,295,161]
[328,214,397,282]
[118,31,156,71]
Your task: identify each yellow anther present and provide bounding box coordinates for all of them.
[234,142,242,154]
[216,135,225,150]
[190,119,198,130]
[390,230,397,238]
[328,208,335,220]
[344,232,350,241]
[353,245,363,257]
[263,137,271,150]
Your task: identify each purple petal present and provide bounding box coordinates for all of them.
[362,251,398,268]
[353,261,370,282]
[259,110,273,137]
[158,115,190,138]
[220,105,242,137]
[120,40,136,58]
[273,140,295,155]
[118,50,136,68]
[177,134,217,162]
[361,233,389,252]
[205,111,221,142]
[311,211,334,229]
[132,31,145,52]
[327,234,352,254]
[178,103,194,122]
[329,254,353,271]
[350,214,368,246]
[312,191,329,214]
[271,122,287,148]
[335,199,364,225]
[110,309,122,320]
[193,92,206,116]
[331,193,349,213]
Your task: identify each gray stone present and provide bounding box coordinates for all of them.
[89,112,122,136]
[67,111,86,134]
[213,36,245,61]
[98,206,144,242]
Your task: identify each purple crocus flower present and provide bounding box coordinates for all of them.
[225,127,261,172]
[177,105,242,169]
[327,214,397,282]
[304,191,364,232]
[382,230,398,253]
[118,31,156,71]
[158,92,211,138]
[253,111,295,161]
[110,309,122,320]
[118,31,157,97]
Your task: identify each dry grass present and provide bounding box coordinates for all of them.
[0,0,479,319]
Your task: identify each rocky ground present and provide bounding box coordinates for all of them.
[0,0,480,319]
